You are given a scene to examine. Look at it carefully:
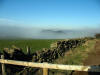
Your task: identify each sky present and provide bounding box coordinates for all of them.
[0,0,100,39]
[0,0,100,29]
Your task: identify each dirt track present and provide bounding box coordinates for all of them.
[74,40,100,75]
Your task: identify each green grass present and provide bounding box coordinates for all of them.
[0,39,60,53]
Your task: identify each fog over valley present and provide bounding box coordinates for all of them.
[0,25,100,39]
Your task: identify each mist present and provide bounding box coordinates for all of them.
[0,25,100,39]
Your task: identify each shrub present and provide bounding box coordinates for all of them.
[95,33,100,38]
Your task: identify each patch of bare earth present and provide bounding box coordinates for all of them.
[74,40,100,75]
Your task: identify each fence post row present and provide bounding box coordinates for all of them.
[1,55,6,75]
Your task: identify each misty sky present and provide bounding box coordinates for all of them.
[0,0,100,39]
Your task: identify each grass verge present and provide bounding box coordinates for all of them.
[49,39,96,75]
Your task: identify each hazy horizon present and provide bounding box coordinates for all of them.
[0,25,99,39]
[0,0,100,39]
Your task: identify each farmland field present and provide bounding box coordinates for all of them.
[0,39,60,53]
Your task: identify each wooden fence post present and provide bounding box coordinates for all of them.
[43,62,48,75]
[43,68,48,75]
[1,55,6,75]
[27,46,30,55]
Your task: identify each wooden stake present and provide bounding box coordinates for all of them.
[43,68,48,75]
[1,55,6,75]
[27,46,30,55]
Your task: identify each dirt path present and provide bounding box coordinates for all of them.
[74,40,100,75]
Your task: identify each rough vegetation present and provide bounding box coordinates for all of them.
[0,38,86,75]
[95,33,100,38]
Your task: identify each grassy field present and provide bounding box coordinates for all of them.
[0,39,60,53]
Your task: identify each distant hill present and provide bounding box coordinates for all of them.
[41,29,65,34]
